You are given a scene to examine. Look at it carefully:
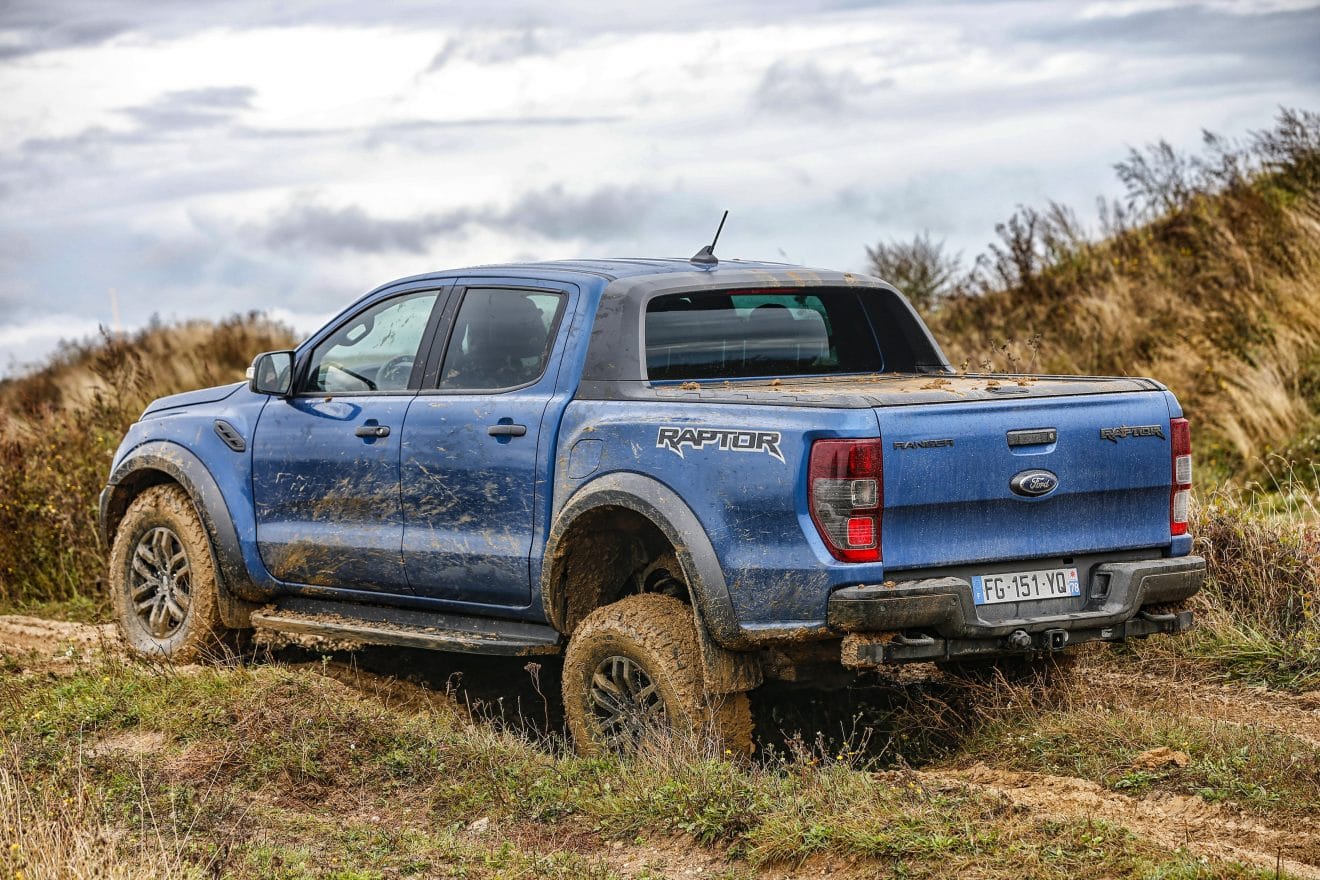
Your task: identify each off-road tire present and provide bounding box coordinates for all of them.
[563,593,753,756]
[109,484,230,663]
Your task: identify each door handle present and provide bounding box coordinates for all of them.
[487,423,527,437]
[355,424,391,438]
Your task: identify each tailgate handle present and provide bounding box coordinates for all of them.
[1007,428,1056,447]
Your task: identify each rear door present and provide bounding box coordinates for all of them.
[252,288,446,592]
[399,280,574,607]
[879,390,1173,571]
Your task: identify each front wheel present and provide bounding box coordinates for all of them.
[109,484,230,663]
[562,593,753,756]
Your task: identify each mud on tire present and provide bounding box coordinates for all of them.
[562,593,753,756]
[109,484,230,663]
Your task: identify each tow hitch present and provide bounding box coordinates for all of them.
[1004,628,1069,652]
[1041,628,1069,651]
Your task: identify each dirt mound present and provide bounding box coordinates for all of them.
[922,764,1320,878]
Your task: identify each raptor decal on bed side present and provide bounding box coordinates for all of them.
[656,426,785,463]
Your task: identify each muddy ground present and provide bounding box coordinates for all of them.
[4,614,1319,879]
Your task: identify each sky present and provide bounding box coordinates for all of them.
[1,0,1318,375]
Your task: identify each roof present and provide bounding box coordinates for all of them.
[384,257,879,289]
[457,257,818,280]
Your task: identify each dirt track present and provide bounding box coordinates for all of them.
[3,615,1318,878]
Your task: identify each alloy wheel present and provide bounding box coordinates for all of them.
[128,526,192,638]
[588,654,666,744]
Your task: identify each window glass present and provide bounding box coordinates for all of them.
[645,290,884,381]
[303,291,438,393]
[438,289,565,390]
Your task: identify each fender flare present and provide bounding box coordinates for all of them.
[542,472,762,693]
[100,441,269,625]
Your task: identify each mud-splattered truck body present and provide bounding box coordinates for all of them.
[100,259,1205,748]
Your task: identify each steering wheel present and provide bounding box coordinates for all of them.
[377,355,415,390]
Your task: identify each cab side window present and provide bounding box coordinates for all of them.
[303,291,438,393]
[438,289,564,391]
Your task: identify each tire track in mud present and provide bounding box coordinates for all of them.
[918,764,1320,879]
[0,614,118,672]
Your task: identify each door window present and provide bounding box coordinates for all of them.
[437,289,565,391]
[303,291,438,393]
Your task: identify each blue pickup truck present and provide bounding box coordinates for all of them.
[99,256,1204,752]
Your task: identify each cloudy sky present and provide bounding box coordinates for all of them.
[1,0,1317,375]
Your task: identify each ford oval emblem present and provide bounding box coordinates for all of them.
[1010,469,1059,498]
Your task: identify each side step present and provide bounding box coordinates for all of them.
[250,596,562,656]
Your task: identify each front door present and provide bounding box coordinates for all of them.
[400,283,570,606]
[252,288,443,591]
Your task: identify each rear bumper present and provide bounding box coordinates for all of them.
[826,555,1204,665]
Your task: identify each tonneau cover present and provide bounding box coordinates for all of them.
[593,373,1164,409]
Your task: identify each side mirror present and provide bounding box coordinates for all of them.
[247,350,295,397]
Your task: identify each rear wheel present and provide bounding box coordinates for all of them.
[562,593,753,755]
[109,484,230,663]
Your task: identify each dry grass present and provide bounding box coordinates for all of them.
[0,749,206,880]
[0,313,295,611]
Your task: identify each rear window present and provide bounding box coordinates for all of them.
[645,289,884,381]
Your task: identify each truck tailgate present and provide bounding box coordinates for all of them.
[877,390,1173,570]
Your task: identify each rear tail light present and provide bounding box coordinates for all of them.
[809,438,883,562]
[1170,417,1192,536]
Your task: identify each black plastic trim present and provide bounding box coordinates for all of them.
[213,419,246,452]
[826,556,1206,637]
[845,609,1196,665]
[543,471,745,648]
[100,442,271,609]
[252,595,561,656]
[1007,428,1056,447]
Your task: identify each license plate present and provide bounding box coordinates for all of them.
[972,567,1080,606]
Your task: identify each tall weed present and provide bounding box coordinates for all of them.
[1138,484,1320,689]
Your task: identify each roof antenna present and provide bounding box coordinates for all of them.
[689,210,728,266]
